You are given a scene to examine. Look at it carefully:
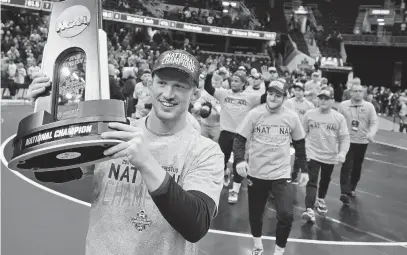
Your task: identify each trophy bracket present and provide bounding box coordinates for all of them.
[8,0,127,172]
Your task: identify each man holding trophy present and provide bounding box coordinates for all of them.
[24,0,224,254]
[29,50,224,255]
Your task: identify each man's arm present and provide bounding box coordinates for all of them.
[302,112,310,135]
[259,80,270,104]
[368,103,379,137]
[338,115,351,156]
[233,135,247,165]
[233,110,255,164]
[150,144,224,243]
[291,114,308,173]
[192,93,207,113]
[204,73,215,96]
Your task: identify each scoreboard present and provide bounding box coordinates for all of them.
[1,0,44,9]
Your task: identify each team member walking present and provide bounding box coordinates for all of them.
[338,82,379,204]
[305,72,321,106]
[301,89,350,223]
[233,80,309,255]
[288,82,315,183]
[27,50,224,255]
[204,64,271,203]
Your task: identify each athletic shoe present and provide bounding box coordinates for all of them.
[224,168,231,187]
[301,208,316,223]
[316,198,328,213]
[340,194,350,205]
[273,245,285,255]
[252,247,264,255]
[228,190,238,204]
[349,191,356,197]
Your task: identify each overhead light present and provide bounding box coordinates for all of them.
[377,18,384,22]
[223,9,229,13]
[222,1,237,7]
[378,22,385,26]
[372,9,390,15]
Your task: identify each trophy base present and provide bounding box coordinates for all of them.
[8,137,121,172]
[8,99,127,172]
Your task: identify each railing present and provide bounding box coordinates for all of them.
[341,34,407,46]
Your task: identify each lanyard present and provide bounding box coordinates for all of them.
[350,104,360,121]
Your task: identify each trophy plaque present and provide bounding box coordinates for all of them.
[7,0,127,172]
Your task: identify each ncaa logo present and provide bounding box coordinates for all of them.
[55,5,91,38]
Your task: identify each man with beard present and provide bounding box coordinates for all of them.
[288,83,315,184]
[338,82,378,204]
[301,89,350,223]
[26,50,224,255]
[204,65,271,203]
[233,80,309,255]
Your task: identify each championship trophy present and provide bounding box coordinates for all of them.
[7,0,127,172]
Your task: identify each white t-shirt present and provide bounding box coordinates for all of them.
[288,97,315,122]
[237,105,305,180]
[303,108,350,164]
[244,82,266,96]
[86,116,224,255]
[214,88,261,133]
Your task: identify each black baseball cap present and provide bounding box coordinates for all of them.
[152,49,200,87]
[268,80,287,95]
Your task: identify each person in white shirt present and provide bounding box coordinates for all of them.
[133,69,153,119]
[337,83,379,204]
[204,64,272,203]
[245,72,266,96]
[15,62,27,85]
[288,83,315,183]
[27,62,41,80]
[305,72,321,105]
[7,59,17,98]
[301,89,350,223]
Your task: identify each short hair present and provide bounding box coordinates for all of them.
[352,77,361,85]
[232,71,247,83]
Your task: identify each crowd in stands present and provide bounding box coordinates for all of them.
[102,0,265,31]
[2,4,407,133]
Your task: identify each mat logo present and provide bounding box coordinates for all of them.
[131,210,153,232]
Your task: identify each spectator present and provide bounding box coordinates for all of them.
[27,61,40,80]
[366,94,380,114]
[15,62,26,86]
[7,59,17,98]
[7,46,20,62]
